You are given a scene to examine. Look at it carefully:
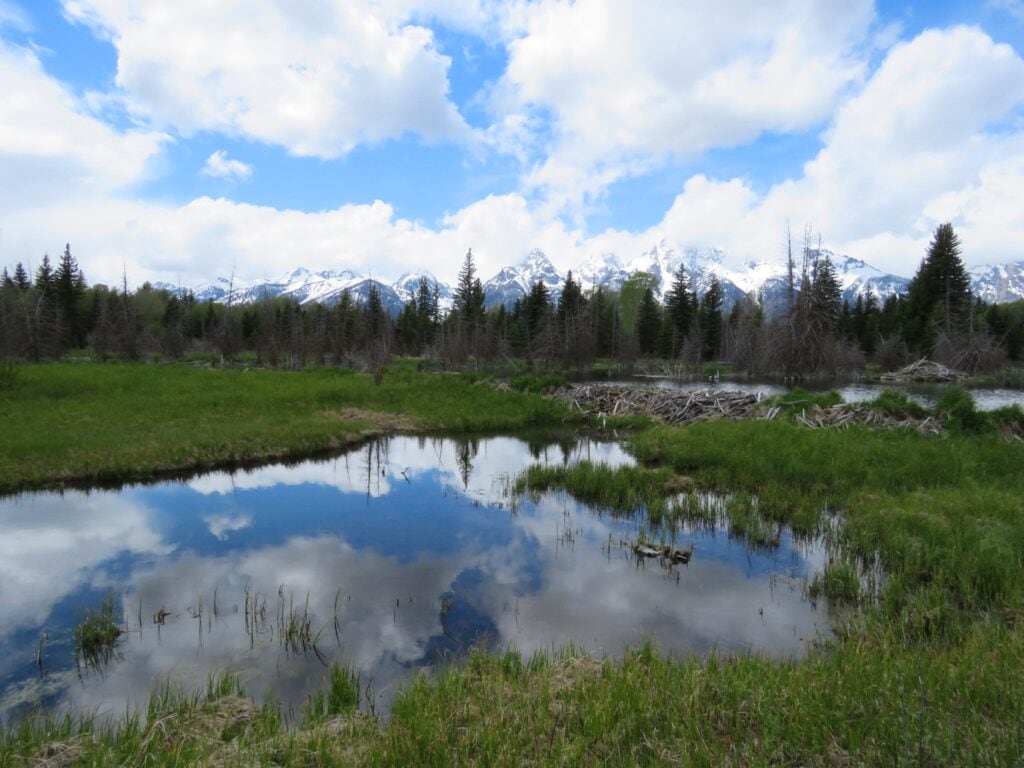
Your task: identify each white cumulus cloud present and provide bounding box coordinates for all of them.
[0,39,168,213]
[492,0,876,212]
[201,150,253,182]
[62,0,471,158]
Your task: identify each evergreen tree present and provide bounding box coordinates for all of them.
[364,282,388,344]
[454,249,485,329]
[453,249,486,357]
[1,268,11,290]
[636,286,661,356]
[35,254,55,296]
[13,262,30,291]
[556,271,585,331]
[699,278,724,361]
[661,265,694,358]
[55,244,87,347]
[810,256,842,332]
[906,222,971,351]
[415,277,438,348]
[523,280,552,344]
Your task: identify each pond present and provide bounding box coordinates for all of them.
[0,434,831,722]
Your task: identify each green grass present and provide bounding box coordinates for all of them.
[73,594,122,671]
[868,387,929,418]
[515,462,679,523]
[0,363,580,493]
[768,387,843,413]
[508,373,567,394]
[628,421,1024,630]
[4,633,1023,766]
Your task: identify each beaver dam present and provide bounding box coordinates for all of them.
[553,383,951,435]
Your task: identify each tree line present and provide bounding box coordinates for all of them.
[2,226,1022,373]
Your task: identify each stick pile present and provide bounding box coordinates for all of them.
[880,358,966,383]
[554,382,951,436]
[554,384,767,426]
[793,404,944,436]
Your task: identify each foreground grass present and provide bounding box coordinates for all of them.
[4,628,1022,766]
[0,363,578,494]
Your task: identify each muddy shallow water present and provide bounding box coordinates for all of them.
[0,434,830,721]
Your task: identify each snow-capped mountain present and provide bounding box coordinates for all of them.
[166,248,1023,317]
[970,261,1024,305]
[577,252,629,293]
[482,249,564,308]
[393,271,454,311]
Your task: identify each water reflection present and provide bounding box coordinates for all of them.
[0,434,827,722]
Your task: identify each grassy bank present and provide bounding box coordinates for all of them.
[4,628,1022,766]
[0,363,579,494]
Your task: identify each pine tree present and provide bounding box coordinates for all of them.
[662,264,694,358]
[699,278,724,361]
[454,249,485,328]
[35,254,55,296]
[636,286,661,356]
[810,256,842,332]
[555,271,581,328]
[906,222,971,351]
[55,244,87,348]
[524,280,551,343]
[13,262,30,291]
[364,282,388,344]
[453,249,486,357]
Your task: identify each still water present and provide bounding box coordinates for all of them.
[0,434,829,722]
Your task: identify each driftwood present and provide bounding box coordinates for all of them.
[555,384,768,426]
[880,358,966,383]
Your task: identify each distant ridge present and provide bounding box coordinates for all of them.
[157,248,1024,315]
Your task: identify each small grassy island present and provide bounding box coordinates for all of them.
[2,363,1023,765]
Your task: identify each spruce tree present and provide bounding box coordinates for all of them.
[35,254,55,296]
[810,256,842,332]
[55,244,87,348]
[906,222,971,351]
[636,286,661,356]
[557,271,584,332]
[524,280,551,342]
[662,264,694,358]
[699,278,724,361]
[454,249,485,328]
[13,262,30,291]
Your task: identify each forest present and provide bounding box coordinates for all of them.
[2,223,1022,376]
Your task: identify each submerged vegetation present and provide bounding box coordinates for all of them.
[72,594,122,672]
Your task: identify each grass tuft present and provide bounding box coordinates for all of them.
[73,594,121,670]
[869,388,929,418]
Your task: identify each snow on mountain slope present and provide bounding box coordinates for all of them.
[482,249,564,308]
[172,249,1022,315]
[393,270,454,311]
[971,261,1024,304]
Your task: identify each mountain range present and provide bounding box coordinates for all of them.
[154,243,1024,317]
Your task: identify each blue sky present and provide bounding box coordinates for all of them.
[1,0,1023,286]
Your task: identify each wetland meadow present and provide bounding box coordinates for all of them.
[1,364,1023,765]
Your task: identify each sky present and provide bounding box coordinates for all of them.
[1,0,1023,288]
